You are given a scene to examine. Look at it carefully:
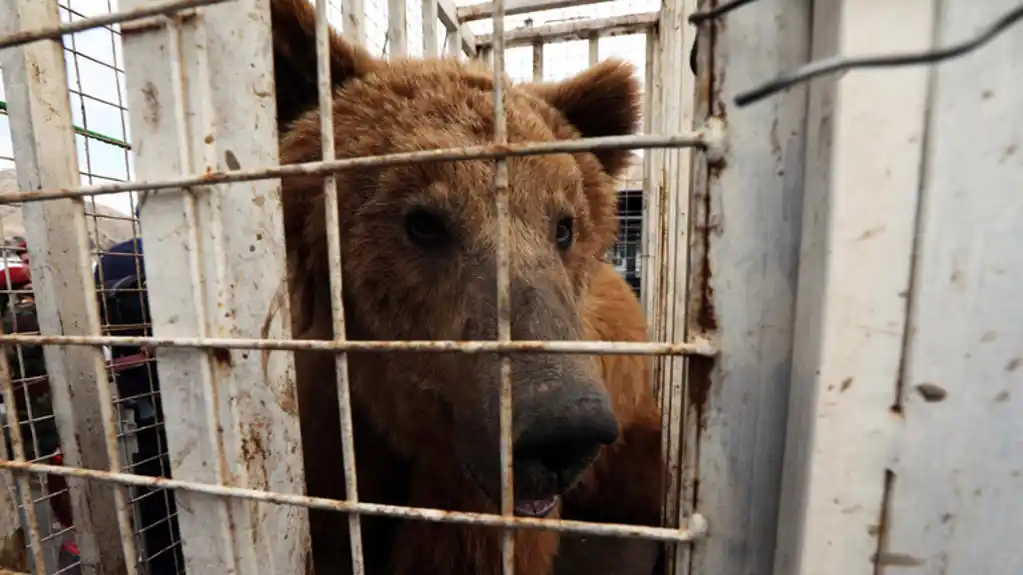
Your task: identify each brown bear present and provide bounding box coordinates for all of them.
[268,0,665,572]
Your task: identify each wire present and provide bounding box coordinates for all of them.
[735,2,1023,107]
[688,0,759,25]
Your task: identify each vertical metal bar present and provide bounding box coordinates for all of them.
[314,0,366,572]
[343,0,366,45]
[655,0,698,571]
[445,26,460,56]
[0,1,136,573]
[684,0,811,573]
[120,0,310,572]
[490,0,513,572]
[531,41,543,81]
[388,0,408,57]
[639,31,658,340]
[587,32,598,66]
[421,0,438,56]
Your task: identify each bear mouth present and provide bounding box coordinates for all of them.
[513,496,559,518]
[463,464,561,518]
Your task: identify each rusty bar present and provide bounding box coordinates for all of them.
[0,133,711,205]
[0,460,709,542]
[474,12,659,49]
[0,333,719,356]
[491,3,517,573]
[0,0,232,50]
[489,0,515,569]
[315,0,366,571]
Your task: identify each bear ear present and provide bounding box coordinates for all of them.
[520,59,641,178]
[270,0,379,131]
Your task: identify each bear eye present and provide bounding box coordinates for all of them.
[404,209,451,249]
[555,217,574,251]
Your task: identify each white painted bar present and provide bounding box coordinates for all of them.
[119,0,309,573]
[387,0,407,57]
[421,0,438,56]
[774,1,934,574]
[0,0,134,572]
[682,0,811,574]
[474,12,658,49]
[343,0,366,45]
[458,0,613,23]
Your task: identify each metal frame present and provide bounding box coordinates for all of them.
[681,1,811,575]
[777,1,1023,574]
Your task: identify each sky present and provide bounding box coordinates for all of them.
[0,0,652,217]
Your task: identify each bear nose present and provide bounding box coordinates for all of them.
[513,393,619,489]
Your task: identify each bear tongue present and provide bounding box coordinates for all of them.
[513,496,558,518]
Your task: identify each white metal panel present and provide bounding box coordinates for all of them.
[0,1,135,572]
[684,0,811,574]
[883,1,1023,572]
[119,1,309,573]
[774,1,935,573]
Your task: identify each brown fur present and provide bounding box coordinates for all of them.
[268,0,663,572]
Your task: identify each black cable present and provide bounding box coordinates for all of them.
[688,0,760,25]
[734,2,1023,107]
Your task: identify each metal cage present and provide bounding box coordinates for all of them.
[2,0,1022,574]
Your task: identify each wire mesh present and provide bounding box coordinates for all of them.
[1,0,186,571]
[0,0,711,573]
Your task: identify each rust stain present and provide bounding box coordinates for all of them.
[212,347,233,366]
[914,383,947,403]
[1006,357,1021,373]
[225,151,242,171]
[855,225,885,242]
[141,82,160,129]
[874,552,924,567]
[840,377,853,392]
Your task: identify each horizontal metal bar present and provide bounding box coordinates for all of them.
[0,132,710,204]
[458,0,614,23]
[0,460,710,543]
[0,333,718,356]
[0,0,231,50]
[475,12,659,49]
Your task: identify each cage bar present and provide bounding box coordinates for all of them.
[0,0,137,572]
[681,0,812,573]
[0,333,718,357]
[387,0,407,57]
[488,0,516,570]
[421,0,438,56]
[457,0,616,23]
[314,0,366,571]
[118,0,309,572]
[0,133,708,205]
[343,0,366,44]
[474,13,659,49]
[531,41,542,81]
[651,0,697,572]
